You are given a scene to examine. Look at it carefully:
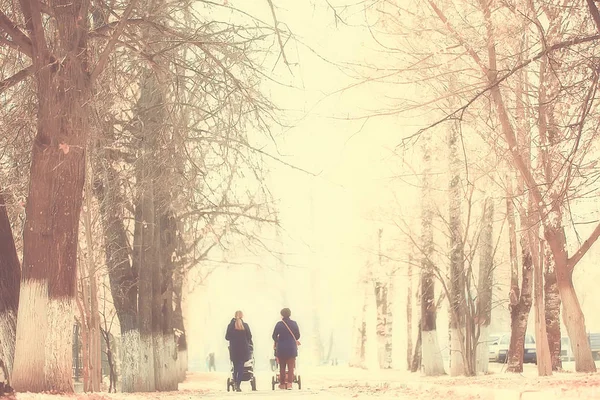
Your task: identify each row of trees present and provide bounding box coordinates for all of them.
[343,0,600,376]
[0,0,286,393]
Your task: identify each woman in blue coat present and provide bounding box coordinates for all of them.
[272,308,300,390]
[225,310,252,392]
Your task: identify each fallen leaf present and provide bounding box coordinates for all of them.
[59,143,70,154]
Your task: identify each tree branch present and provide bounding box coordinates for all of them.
[0,65,34,94]
[91,0,138,82]
[266,0,292,73]
[587,0,600,34]
[409,33,600,145]
[426,1,487,74]
[18,0,48,60]
[567,222,600,270]
[0,11,33,57]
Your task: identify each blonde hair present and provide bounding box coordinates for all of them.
[234,310,245,330]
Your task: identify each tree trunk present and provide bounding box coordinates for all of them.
[156,212,178,391]
[448,123,465,376]
[506,233,533,373]
[543,244,562,371]
[406,253,413,371]
[359,286,367,367]
[385,279,393,369]
[173,267,187,383]
[505,177,533,373]
[533,237,552,376]
[94,158,139,392]
[374,229,393,369]
[476,198,494,375]
[420,132,445,377]
[12,2,90,389]
[546,227,596,372]
[0,192,20,386]
[82,168,102,392]
[411,321,422,373]
[101,328,117,392]
[135,185,156,392]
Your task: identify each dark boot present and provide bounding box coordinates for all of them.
[235,382,242,392]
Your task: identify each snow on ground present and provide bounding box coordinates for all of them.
[10,363,600,400]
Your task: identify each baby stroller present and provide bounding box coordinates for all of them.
[271,354,301,390]
[227,344,257,392]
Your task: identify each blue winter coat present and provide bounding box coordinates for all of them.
[225,319,252,362]
[272,317,301,359]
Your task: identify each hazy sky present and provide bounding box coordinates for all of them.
[184,0,600,372]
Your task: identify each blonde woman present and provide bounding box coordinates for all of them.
[225,310,252,392]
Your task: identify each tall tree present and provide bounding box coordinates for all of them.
[420,131,445,376]
[375,228,393,369]
[0,192,20,385]
[4,0,133,390]
[476,198,493,374]
[505,176,533,373]
[406,252,413,370]
[448,122,465,376]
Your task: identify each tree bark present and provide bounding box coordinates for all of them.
[476,198,493,375]
[0,192,21,386]
[375,229,392,369]
[82,165,102,392]
[406,253,413,370]
[448,123,465,376]
[506,178,533,373]
[533,237,552,376]
[134,184,156,392]
[411,321,422,373]
[12,0,90,391]
[420,131,445,376]
[546,227,596,372]
[544,244,562,371]
[94,156,139,392]
[173,266,187,383]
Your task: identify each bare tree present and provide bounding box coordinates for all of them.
[0,192,20,386]
[475,198,494,374]
[420,131,445,376]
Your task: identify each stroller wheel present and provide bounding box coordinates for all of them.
[251,377,257,391]
[297,375,302,390]
[227,378,231,392]
[271,376,276,390]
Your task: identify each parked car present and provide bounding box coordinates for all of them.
[489,332,537,364]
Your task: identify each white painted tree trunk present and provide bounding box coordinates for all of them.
[476,325,490,374]
[177,349,188,383]
[138,333,155,392]
[422,330,445,376]
[384,280,393,369]
[120,329,141,392]
[163,335,178,390]
[365,287,379,370]
[476,198,494,375]
[0,310,16,383]
[534,237,552,376]
[450,328,464,376]
[46,297,75,392]
[12,282,48,392]
[153,333,164,390]
[13,282,75,392]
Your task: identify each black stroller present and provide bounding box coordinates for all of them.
[226,344,257,392]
